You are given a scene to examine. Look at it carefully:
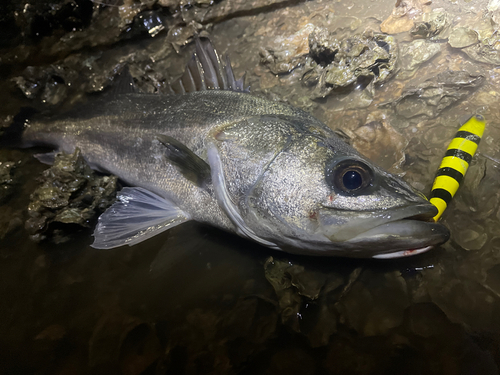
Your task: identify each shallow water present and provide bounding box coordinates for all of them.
[1,0,500,374]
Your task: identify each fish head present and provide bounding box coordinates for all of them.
[208,114,449,258]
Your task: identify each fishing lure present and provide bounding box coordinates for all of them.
[429,114,486,221]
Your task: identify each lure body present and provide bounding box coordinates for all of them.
[429,115,486,221]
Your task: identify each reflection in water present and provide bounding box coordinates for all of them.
[1,0,500,373]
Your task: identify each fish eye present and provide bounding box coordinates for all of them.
[325,159,374,195]
[343,170,363,190]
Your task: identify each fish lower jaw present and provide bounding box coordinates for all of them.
[341,219,450,258]
[371,246,434,259]
[324,219,450,259]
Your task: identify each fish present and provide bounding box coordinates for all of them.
[429,114,485,221]
[4,38,450,258]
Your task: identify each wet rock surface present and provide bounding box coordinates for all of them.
[259,23,315,75]
[391,70,484,119]
[26,149,118,243]
[446,14,500,65]
[448,27,479,49]
[264,256,333,332]
[0,159,23,239]
[380,0,431,34]
[305,29,397,98]
[410,7,450,40]
[1,0,500,373]
[0,160,17,204]
[398,39,442,79]
[350,114,408,171]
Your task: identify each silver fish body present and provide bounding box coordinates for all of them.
[18,41,449,258]
[25,91,316,234]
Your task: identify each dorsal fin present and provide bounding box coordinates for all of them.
[167,37,249,94]
[107,65,138,97]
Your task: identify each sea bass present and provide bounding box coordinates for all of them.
[11,38,449,258]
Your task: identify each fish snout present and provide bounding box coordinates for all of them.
[318,202,450,258]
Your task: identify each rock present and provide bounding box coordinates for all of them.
[118,323,163,375]
[264,257,333,332]
[452,157,499,221]
[308,28,340,66]
[0,206,23,240]
[462,35,500,65]
[304,304,338,348]
[391,70,484,118]
[264,257,302,331]
[381,16,414,35]
[287,264,326,300]
[335,270,409,337]
[195,0,299,24]
[488,0,500,12]
[164,297,278,374]
[448,27,479,49]
[447,15,500,65]
[259,23,316,75]
[380,0,431,34]
[14,64,79,106]
[262,26,397,101]
[165,21,203,53]
[410,8,451,39]
[399,39,442,79]
[427,275,499,332]
[12,68,43,100]
[89,310,161,374]
[306,29,397,98]
[26,149,118,243]
[157,0,182,9]
[404,303,457,338]
[455,228,488,251]
[0,160,17,204]
[351,115,408,172]
[128,10,167,38]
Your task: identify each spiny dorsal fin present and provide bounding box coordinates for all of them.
[166,37,249,94]
[108,65,137,97]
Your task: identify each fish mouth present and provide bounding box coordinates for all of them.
[318,203,450,258]
[348,218,450,259]
[371,246,433,259]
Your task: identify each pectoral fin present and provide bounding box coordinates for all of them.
[156,134,210,186]
[92,187,190,249]
[34,151,59,165]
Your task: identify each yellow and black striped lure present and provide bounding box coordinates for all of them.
[429,114,486,221]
